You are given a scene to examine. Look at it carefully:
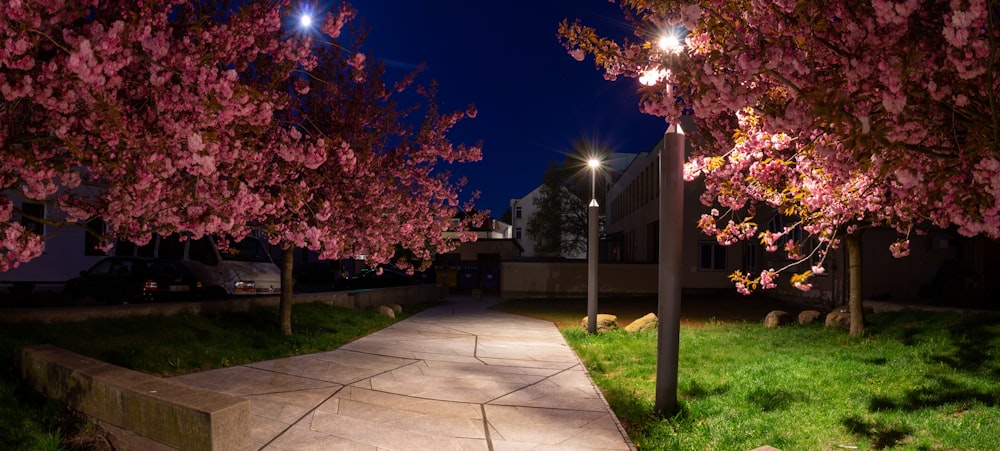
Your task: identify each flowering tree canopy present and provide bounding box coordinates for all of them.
[0,0,316,271]
[560,0,998,292]
[233,5,482,334]
[1,0,482,292]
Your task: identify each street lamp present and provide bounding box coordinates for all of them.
[642,31,686,417]
[299,13,313,28]
[587,158,601,335]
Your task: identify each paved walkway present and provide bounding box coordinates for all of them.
[173,295,635,450]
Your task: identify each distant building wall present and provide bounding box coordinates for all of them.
[447,239,521,262]
[500,261,734,299]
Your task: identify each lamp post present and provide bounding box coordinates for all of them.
[656,123,684,416]
[587,158,601,335]
[641,32,685,417]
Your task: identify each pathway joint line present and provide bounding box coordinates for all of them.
[480,403,495,451]
[258,384,347,451]
[483,363,584,405]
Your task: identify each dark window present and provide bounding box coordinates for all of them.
[158,235,186,260]
[218,237,271,263]
[699,242,727,271]
[85,218,108,256]
[189,237,218,265]
[515,206,522,219]
[515,227,522,239]
[87,258,114,276]
[19,202,44,236]
[744,243,758,274]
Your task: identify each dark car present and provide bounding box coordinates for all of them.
[334,266,423,290]
[62,256,203,305]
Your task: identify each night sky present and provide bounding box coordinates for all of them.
[350,1,668,218]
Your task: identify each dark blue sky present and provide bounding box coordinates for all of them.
[351,1,668,217]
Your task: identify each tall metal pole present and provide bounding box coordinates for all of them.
[587,164,599,335]
[655,123,685,416]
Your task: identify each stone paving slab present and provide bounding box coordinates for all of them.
[172,295,635,450]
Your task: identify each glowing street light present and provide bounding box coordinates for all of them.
[299,13,313,28]
[587,158,601,334]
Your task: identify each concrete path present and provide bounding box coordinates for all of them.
[173,295,635,450]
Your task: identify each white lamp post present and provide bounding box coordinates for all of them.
[641,32,686,416]
[587,158,601,335]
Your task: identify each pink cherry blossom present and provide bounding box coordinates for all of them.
[560,0,998,302]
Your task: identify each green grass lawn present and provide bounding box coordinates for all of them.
[0,302,423,450]
[554,307,1000,450]
[4,296,998,450]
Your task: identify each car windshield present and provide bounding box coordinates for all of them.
[218,237,272,263]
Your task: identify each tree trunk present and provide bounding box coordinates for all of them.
[279,245,295,336]
[845,233,864,338]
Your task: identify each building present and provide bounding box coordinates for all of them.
[508,185,550,258]
[604,129,748,293]
[440,216,521,262]
[604,126,1000,308]
[509,152,639,260]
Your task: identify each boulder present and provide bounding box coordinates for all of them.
[825,308,850,329]
[624,313,658,332]
[388,303,403,314]
[581,314,619,332]
[376,305,396,318]
[798,310,822,325]
[763,310,793,328]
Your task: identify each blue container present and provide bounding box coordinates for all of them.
[457,265,481,290]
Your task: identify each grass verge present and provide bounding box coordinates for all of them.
[499,298,1000,450]
[0,301,425,450]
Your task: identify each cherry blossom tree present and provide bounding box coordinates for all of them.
[246,9,483,335]
[560,0,998,336]
[1,0,317,271]
[3,0,482,335]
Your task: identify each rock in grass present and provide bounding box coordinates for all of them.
[825,308,850,329]
[581,314,618,332]
[625,313,658,332]
[798,310,822,325]
[763,310,793,328]
[388,304,403,314]
[377,305,396,318]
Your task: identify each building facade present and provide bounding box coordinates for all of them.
[604,127,999,308]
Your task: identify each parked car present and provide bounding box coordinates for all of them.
[62,256,203,305]
[333,266,423,290]
[122,234,281,297]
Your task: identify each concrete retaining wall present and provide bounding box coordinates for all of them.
[0,284,448,323]
[18,344,249,451]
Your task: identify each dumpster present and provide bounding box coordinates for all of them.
[479,266,500,291]
[435,267,458,288]
[457,265,480,290]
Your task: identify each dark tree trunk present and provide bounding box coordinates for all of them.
[279,245,295,336]
[846,233,864,338]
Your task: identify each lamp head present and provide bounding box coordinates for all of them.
[588,159,601,169]
[299,13,313,28]
[657,33,685,54]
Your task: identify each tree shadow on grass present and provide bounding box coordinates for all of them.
[869,374,999,412]
[599,383,692,438]
[681,379,730,399]
[746,387,808,412]
[842,415,913,449]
